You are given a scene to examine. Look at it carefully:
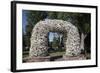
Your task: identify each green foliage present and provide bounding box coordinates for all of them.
[76,13,91,34]
[23,10,91,53]
[23,11,47,50]
[49,32,63,52]
[26,11,47,25]
[47,12,58,19]
[52,36,60,49]
[49,51,65,57]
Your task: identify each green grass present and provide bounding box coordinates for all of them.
[23,49,65,58]
[49,51,65,57]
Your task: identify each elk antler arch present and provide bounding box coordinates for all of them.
[29,19,80,58]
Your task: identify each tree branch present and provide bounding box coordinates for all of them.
[84,34,87,39]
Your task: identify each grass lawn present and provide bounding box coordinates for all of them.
[49,51,65,57]
[22,50,90,62]
[23,50,65,58]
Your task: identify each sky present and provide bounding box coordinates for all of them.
[48,32,59,42]
[22,10,28,33]
[48,32,54,42]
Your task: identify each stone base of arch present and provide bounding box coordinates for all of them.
[63,55,86,60]
[25,55,86,62]
[27,56,51,62]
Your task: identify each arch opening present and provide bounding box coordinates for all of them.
[48,32,65,54]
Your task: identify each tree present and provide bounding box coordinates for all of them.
[47,12,58,19]
[52,33,58,49]
[57,12,91,52]
[76,13,91,52]
[23,11,47,50]
[63,13,91,52]
[47,12,91,52]
[23,10,91,54]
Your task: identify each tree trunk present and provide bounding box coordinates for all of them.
[80,33,86,50]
